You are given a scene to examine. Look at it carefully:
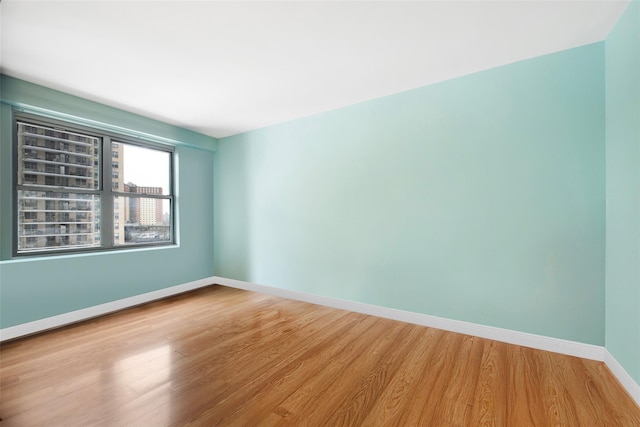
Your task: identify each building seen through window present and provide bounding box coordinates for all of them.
[15,116,173,254]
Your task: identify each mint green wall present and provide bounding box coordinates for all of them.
[605,1,640,384]
[0,75,217,328]
[214,43,606,345]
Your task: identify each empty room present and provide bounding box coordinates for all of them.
[1,1,639,425]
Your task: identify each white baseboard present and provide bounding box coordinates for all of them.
[212,276,605,361]
[214,276,640,405]
[3,274,637,407]
[0,277,214,341]
[605,349,640,406]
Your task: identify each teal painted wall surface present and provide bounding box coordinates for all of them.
[214,43,606,345]
[0,76,217,328]
[605,1,640,384]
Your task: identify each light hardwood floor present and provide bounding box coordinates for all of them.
[1,285,639,426]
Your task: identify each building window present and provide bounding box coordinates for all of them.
[15,114,174,255]
[24,211,38,220]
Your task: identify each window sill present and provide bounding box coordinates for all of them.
[1,243,180,264]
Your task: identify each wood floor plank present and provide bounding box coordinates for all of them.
[1,284,639,426]
[322,323,423,427]
[505,345,547,426]
[469,339,509,426]
[358,326,444,426]
[404,331,465,426]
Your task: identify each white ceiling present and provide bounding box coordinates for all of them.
[0,1,630,139]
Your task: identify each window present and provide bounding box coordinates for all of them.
[115,144,171,246]
[15,114,174,254]
[24,211,38,220]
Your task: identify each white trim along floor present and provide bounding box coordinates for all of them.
[1,275,638,406]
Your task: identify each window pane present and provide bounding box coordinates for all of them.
[17,190,101,252]
[115,197,171,246]
[17,122,100,190]
[115,143,170,195]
